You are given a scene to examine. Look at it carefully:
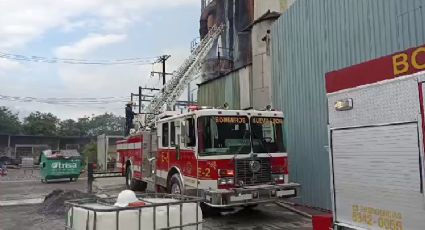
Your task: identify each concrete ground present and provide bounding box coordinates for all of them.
[0,203,311,230]
[0,168,87,204]
[204,203,312,230]
[0,169,312,230]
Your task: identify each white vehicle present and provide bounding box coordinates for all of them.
[326,45,425,230]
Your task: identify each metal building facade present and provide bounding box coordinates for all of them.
[271,0,425,210]
[198,72,240,109]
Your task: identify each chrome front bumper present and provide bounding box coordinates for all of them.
[203,183,300,208]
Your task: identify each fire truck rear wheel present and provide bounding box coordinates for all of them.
[126,166,147,191]
[169,173,183,195]
[126,166,135,189]
[136,180,147,191]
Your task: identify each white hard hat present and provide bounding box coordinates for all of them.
[114,190,139,207]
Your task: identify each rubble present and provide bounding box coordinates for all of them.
[38,189,96,216]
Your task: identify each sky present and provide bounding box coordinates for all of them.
[0,0,201,120]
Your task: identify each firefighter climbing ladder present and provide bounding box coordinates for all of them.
[143,24,225,128]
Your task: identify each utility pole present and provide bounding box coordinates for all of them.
[132,87,161,114]
[154,55,172,110]
[154,55,171,89]
[162,56,167,86]
[150,71,172,84]
[138,86,142,114]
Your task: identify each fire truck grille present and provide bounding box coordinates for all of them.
[235,158,272,186]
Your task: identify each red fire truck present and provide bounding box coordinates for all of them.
[116,107,299,208]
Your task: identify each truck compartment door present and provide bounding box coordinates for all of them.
[331,123,425,230]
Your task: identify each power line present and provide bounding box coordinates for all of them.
[0,51,159,65]
[0,94,131,105]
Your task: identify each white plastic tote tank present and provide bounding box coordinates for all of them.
[67,198,202,230]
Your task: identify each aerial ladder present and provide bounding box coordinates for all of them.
[140,24,224,128]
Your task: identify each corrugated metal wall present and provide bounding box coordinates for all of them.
[271,0,425,210]
[198,70,241,109]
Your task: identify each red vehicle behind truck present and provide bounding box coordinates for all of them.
[116,107,299,208]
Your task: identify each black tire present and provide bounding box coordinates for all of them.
[168,173,183,194]
[126,166,133,189]
[126,166,147,191]
[41,179,46,183]
[134,180,147,191]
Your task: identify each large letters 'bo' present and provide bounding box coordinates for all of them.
[393,47,425,75]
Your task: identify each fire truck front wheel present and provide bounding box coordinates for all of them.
[169,173,183,195]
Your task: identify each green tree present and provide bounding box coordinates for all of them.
[82,142,97,164]
[23,112,59,136]
[58,119,81,136]
[85,113,125,136]
[0,106,21,134]
[76,117,91,136]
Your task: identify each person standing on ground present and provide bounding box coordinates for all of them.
[125,102,136,136]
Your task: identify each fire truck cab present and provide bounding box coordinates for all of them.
[117,107,299,208]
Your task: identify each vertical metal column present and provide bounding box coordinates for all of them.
[88,163,94,193]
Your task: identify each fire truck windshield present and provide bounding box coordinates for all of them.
[198,116,251,155]
[251,117,286,153]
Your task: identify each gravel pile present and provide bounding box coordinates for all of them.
[38,189,96,216]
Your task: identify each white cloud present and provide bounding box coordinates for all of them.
[0,0,199,49]
[0,0,200,119]
[55,33,127,58]
[61,19,100,33]
[0,59,22,72]
[0,45,196,119]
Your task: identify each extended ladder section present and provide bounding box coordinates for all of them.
[143,24,224,128]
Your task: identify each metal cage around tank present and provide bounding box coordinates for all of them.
[65,193,204,230]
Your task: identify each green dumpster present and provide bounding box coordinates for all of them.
[39,150,82,183]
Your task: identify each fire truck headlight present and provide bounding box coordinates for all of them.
[218,178,234,185]
[227,178,234,185]
[272,174,285,183]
